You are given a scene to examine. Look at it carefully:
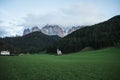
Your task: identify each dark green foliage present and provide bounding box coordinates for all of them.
[0,31,60,54]
[0,38,20,55]
[47,15,120,53]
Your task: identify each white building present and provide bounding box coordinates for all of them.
[57,49,62,55]
[0,51,10,55]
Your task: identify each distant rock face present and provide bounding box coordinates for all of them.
[23,26,40,36]
[23,25,82,37]
[68,26,81,34]
[23,28,31,36]
[31,26,40,32]
[41,25,65,37]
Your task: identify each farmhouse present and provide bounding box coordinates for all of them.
[0,51,10,55]
[57,49,62,55]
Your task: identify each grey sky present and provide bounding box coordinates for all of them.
[0,0,120,37]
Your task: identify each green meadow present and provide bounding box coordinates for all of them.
[0,47,120,80]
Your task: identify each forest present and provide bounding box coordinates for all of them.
[47,15,120,53]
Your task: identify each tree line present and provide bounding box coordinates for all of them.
[0,31,60,54]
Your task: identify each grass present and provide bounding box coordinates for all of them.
[0,47,120,80]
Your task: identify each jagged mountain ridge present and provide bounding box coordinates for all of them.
[68,26,81,34]
[41,25,65,37]
[23,25,82,37]
[23,26,41,36]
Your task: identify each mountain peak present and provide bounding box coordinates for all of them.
[31,26,40,32]
[41,25,65,37]
[23,28,30,36]
[23,26,40,36]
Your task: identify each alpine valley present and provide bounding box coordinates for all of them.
[0,15,120,54]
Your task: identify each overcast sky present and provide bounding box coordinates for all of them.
[0,0,120,37]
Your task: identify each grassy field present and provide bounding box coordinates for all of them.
[0,47,120,80]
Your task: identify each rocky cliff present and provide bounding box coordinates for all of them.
[41,25,65,37]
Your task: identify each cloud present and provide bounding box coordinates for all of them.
[22,3,108,28]
[0,26,8,37]
[0,9,24,37]
[0,1,119,37]
[0,20,24,37]
[0,20,3,23]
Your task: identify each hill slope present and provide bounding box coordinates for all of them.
[47,15,120,53]
[1,31,61,53]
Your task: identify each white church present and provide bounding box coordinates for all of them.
[57,49,62,55]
